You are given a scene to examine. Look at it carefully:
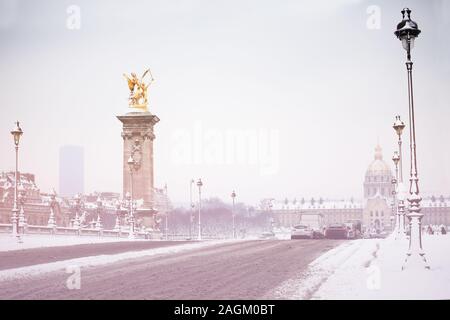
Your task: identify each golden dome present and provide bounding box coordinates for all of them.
[365,145,392,176]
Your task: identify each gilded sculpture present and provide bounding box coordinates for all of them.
[123,69,154,111]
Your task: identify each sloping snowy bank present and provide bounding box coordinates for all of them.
[272,234,450,300]
[315,234,450,299]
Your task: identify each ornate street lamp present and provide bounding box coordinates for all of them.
[127,156,136,239]
[10,121,23,243]
[394,8,429,269]
[268,198,274,233]
[18,183,27,231]
[164,184,169,241]
[392,152,400,233]
[196,178,203,241]
[390,177,397,232]
[73,193,82,233]
[124,191,133,237]
[393,116,405,182]
[114,199,122,232]
[47,188,57,230]
[95,196,103,231]
[231,190,236,239]
[189,179,195,240]
[393,116,407,237]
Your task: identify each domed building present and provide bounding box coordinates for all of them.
[362,145,395,232]
[270,144,398,233]
[364,145,394,199]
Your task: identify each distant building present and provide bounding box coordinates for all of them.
[0,172,69,226]
[269,145,450,232]
[59,145,84,197]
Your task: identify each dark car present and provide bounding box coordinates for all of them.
[325,224,348,239]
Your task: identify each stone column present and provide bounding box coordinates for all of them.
[117,111,159,228]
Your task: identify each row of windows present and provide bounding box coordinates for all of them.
[366,175,392,183]
[365,187,392,197]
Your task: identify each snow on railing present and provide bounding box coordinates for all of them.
[0,223,161,240]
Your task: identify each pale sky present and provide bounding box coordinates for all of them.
[0,0,449,205]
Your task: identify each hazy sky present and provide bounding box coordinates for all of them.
[1,0,449,205]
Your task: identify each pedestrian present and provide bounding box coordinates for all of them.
[441,226,447,235]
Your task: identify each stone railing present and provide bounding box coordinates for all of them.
[0,224,236,241]
[162,233,232,241]
[0,223,160,240]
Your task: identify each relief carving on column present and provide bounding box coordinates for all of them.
[121,131,133,140]
[141,128,155,141]
[130,138,142,169]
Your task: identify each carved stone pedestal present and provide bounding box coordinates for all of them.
[117,111,159,229]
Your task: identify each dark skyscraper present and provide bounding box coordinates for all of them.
[59,145,84,197]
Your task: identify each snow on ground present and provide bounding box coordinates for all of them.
[273,234,450,300]
[0,239,241,282]
[0,233,142,252]
[315,234,450,299]
[269,239,374,299]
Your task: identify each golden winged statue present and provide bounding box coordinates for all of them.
[123,69,154,112]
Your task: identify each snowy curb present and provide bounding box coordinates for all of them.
[268,239,380,299]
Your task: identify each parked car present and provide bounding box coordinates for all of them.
[313,230,325,239]
[325,224,348,239]
[291,224,314,239]
[369,230,389,239]
[259,231,275,239]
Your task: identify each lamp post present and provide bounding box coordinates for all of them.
[73,193,82,233]
[10,121,23,243]
[393,116,407,236]
[47,188,57,230]
[73,193,82,235]
[124,192,134,239]
[392,152,400,233]
[268,199,274,233]
[164,184,169,241]
[189,179,195,240]
[196,178,203,241]
[390,177,397,232]
[231,190,236,239]
[393,116,405,182]
[95,196,103,231]
[114,199,121,233]
[394,8,429,269]
[18,183,27,231]
[127,156,136,239]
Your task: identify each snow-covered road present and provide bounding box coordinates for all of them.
[0,239,343,299]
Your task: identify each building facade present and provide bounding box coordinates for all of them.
[0,172,69,226]
[270,145,450,232]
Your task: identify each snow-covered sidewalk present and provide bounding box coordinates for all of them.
[273,234,450,300]
[315,234,450,299]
